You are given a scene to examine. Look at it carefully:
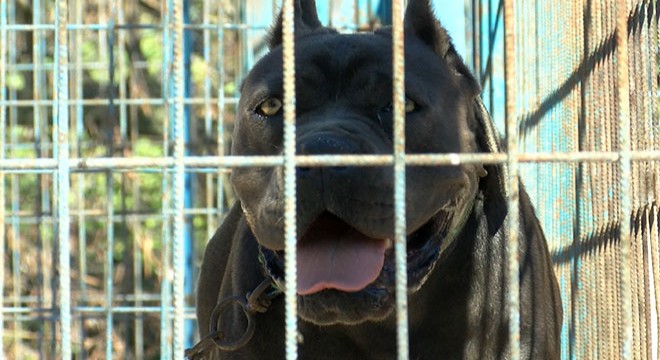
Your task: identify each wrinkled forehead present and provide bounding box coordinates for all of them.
[294,33,394,72]
[240,31,460,102]
[242,33,392,89]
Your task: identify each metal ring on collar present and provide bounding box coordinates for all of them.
[209,295,257,351]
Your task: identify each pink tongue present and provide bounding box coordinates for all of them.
[297,215,387,295]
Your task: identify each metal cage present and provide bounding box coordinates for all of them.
[0,0,659,359]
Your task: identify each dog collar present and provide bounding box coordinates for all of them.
[185,267,281,359]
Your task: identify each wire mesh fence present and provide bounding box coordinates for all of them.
[474,0,660,359]
[0,0,240,357]
[0,0,659,359]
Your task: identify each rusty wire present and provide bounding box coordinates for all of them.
[55,0,72,358]
[503,0,521,358]
[615,0,633,358]
[281,0,298,358]
[0,0,659,358]
[171,0,187,356]
[391,0,409,358]
[501,0,660,358]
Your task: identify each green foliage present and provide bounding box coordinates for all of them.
[224,81,237,95]
[191,55,210,86]
[139,31,164,77]
[7,72,25,90]
[82,41,109,83]
[4,0,244,357]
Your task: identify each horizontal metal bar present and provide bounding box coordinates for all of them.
[0,23,268,32]
[10,208,222,217]
[3,209,223,224]
[4,293,165,304]
[0,97,239,107]
[0,168,229,175]
[0,23,367,33]
[9,61,149,72]
[1,151,659,172]
[76,306,196,315]
[2,306,197,316]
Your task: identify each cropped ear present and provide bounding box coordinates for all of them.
[404,0,480,95]
[269,0,325,49]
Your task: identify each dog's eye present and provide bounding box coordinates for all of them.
[405,98,418,113]
[382,98,418,113]
[255,98,283,117]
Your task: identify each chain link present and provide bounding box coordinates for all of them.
[184,278,281,359]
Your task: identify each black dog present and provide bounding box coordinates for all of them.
[195,0,562,358]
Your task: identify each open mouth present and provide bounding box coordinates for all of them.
[259,210,454,297]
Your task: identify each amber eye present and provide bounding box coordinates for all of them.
[256,98,283,117]
[382,98,418,113]
[405,98,418,113]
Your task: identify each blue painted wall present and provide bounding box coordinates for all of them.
[243,0,469,68]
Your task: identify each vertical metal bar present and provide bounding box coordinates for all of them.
[55,0,72,357]
[33,0,49,355]
[123,2,145,353]
[615,0,633,358]
[0,0,7,355]
[487,0,494,111]
[182,2,195,347]
[98,0,108,63]
[650,3,660,358]
[105,155,115,360]
[573,1,588,358]
[121,4,145,353]
[27,0,47,357]
[472,0,481,81]
[329,0,335,25]
[73,0,87,349]
[160,1,173,356]
[114,14,136,354]
[203,0,213,240]
[282,0,298,358]
[244,1,254,74]
[104,5,116,356]
[4,1,19,356]
[7,0,19,354]
[131,127,145,358]
[216,4,226,223]
[73,0,87,304]
[105,8,117,357]
[9,78,18,360]
[117,5,128,139]
[503,0,520,359]
[172,0,186,356]
[161,174,173,360]
[75,0,85,345]
[391,0,408,359]
[237,2,246,84]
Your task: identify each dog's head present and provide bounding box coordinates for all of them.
[230,0,488,325]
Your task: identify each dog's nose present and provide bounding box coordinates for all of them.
[298,135,360,155]
[297,135,361,173]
